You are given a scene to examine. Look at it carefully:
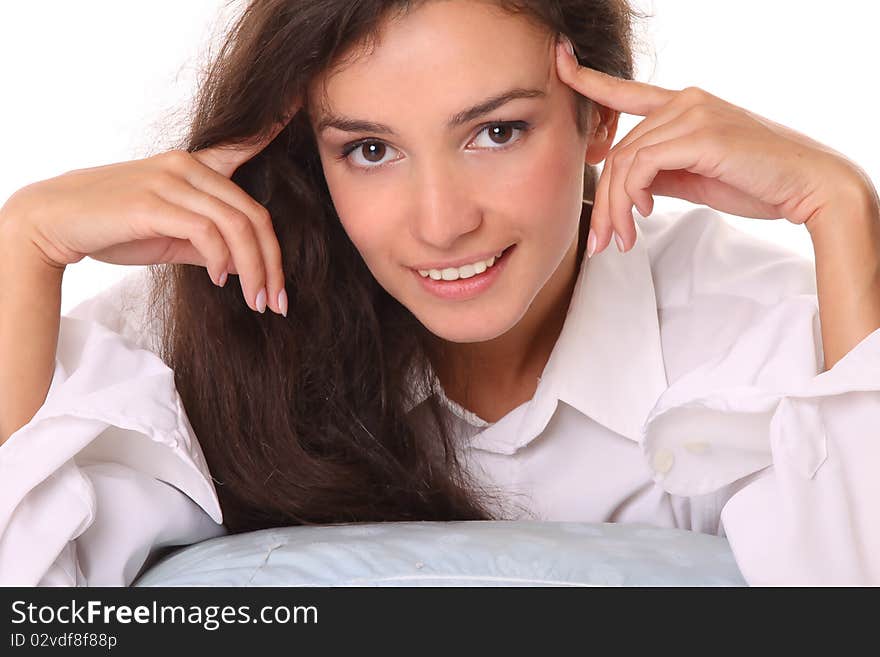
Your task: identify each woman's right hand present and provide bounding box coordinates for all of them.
[0,116,295,315]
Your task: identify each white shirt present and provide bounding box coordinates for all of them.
[2,206,878,586]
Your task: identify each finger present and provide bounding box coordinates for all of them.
[192,125,283,178]
[591,158,614,255]
[602,95,695,163]
[155,179,271,313]
[167,239,242,276]
[191,102,301,178]
[605,118,705,254]
[624,131,725,214]
[135,197,233,288]
[177,158,286,314]
[594,101,717,254]
[555,37,675,117]
[589,107,685,257]
[594,157,646,257]
[88,236,203,269]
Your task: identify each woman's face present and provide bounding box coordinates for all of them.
[308,0,607,345]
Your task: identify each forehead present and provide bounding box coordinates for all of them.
[307,0,554,121]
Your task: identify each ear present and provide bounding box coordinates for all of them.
[584,106,620,166]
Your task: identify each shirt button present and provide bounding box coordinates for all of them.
[683,441,709,454]
[653,448,675,474]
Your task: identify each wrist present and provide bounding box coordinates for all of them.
[805,160,880,239]
[804,164,880,370]
[0,206,67,277]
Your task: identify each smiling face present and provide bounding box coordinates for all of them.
[307,0,608,350]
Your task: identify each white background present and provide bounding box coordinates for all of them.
[0,0,877,314]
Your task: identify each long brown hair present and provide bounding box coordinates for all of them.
[146,0,650,533]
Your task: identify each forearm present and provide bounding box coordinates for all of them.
[806,171,880,372]
[0,213,64,445]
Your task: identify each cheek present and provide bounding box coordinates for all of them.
[323,175,401,266]
[338,204,386,257]
[500,138,581,229]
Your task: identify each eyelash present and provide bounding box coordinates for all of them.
[335,120,532,173]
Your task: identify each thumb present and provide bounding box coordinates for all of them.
[191,101,301,178]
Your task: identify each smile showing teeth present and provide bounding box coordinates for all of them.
[418,249,505,281]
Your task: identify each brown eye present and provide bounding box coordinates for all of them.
[471,121,530,150]
[487,125,514,145]
[341,121,530,172]
[361,142,386,162]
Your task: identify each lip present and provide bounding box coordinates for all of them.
[414,244,516,301]
[411,245,513,272]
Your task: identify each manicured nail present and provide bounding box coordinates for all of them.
[255,288,267,313]
[557,36,574,58]
[615,232,625,252]
[277,288,288,318]
[218,270,228,287]
[587,229,597,258]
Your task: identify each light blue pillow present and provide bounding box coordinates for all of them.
[134,520,746,587]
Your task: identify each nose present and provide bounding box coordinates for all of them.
[409,158,482,250]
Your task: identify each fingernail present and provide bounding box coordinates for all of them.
[615,232,625,252]
[255,288,267,313]
[556,39,566,57]
[277,288,288,318]
[587,229,597,258]
[218,271,228,287]
[559,36,574,57]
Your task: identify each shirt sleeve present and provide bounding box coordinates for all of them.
[641,286,880,585]
[0,270,225,586]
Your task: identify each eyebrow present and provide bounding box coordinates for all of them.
[316,87,547,135]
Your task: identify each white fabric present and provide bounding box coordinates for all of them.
[0,272,225,586]
[2,205,878,586]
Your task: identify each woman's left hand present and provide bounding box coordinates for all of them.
[555,36,869,255]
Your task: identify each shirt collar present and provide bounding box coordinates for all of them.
[405,213,668,449]
[545,216,668,442]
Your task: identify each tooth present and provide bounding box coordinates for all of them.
[458,264,476,279]
[422,252,503,282]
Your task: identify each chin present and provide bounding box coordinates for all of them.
[433,326,508,344]
[413,307,518,344]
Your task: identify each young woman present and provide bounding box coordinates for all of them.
[1,0,878,586]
